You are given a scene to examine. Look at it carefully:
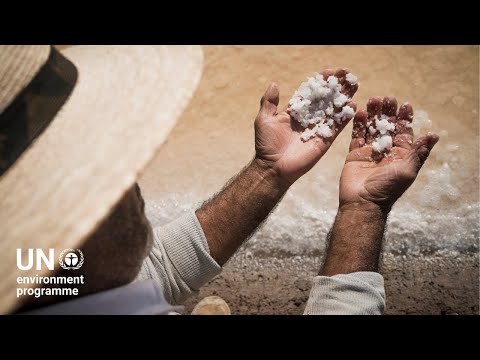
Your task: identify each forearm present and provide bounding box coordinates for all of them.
[196,158,290,266]
[321,203,389,276]
[303,203,388,315]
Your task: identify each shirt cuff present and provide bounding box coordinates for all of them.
[303,272,386,315]
[156,210,222,290]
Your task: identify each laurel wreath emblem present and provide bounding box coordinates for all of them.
[59,249,84,270]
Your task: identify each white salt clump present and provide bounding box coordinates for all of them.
[372,134,393,152]
[301,124,333,140]
[316,124,333,138]
[334,93,349,108]
[370,114,395,153]
[345,73,357,85]
[327,76,338,89]
[336,105,355,121]
[408,110,432,134]
[375,114,395,134]
[288,72,356,141]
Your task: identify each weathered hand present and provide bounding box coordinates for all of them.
[340,96,439,210]
[255,69,358,185]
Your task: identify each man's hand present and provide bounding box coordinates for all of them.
[321,96,439,276]
[340,96,439,211]
[255,69,358,185]
[198,72,357,266]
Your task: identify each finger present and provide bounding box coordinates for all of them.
[333,70,355,113]
[410,132,440,171]
[365,96,382,144]
[334,68,349,85]
[413,132,440,152]
[326,69,351,118]
[258,83,279,120]
[343,82,358,99]
[394,102,414,149]
[331,101,356,139]
[349,109,367,151]
[382,96,397,116]
[322,69,334,81]
[382,96,397,138]
[335,68,358,98]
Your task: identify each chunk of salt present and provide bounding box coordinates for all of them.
[289,72,357,141]
[345,73,357,85]
[372,134,393,152]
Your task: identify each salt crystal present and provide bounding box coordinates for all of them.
[370,115,394,153]
[375,114,395,135]
[372,135,392,152]
[334,93,349,108]
[289,72,356,141]
[345,73,357,85]
[334,105,355,124]
[300,127,317,141]
[327,76,339,89]
[316,124,333,138]
[300,123,333,141]
[372,134,393,152]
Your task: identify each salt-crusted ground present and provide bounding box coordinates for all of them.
[146,190,479,315]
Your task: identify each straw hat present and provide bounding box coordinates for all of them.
[0,45,203,314]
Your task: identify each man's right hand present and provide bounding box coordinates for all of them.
[255,69,358,186]
[340,96,439,211]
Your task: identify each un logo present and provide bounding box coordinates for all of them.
[59,249,84,270]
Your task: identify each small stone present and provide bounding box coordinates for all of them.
[191,296,231,315]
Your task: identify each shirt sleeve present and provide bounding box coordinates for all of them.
[136,211,222,305]
[303,272,386,315]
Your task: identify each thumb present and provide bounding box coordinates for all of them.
[411,132,440,171]
[258,83,279,120]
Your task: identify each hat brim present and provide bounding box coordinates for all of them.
[0,45,203,313]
